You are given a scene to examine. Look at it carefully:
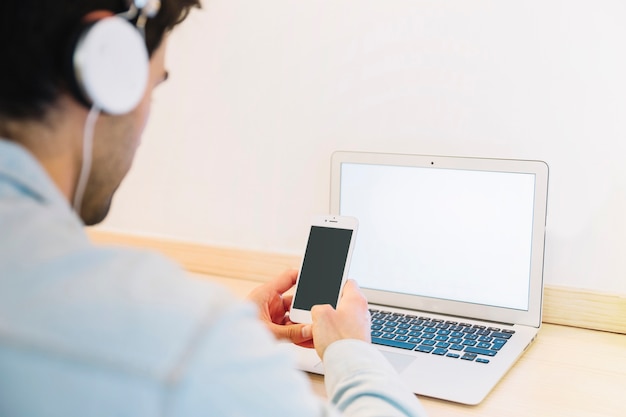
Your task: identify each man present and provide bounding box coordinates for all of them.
[0,1,427,416]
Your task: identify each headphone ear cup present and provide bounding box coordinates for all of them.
[68,17,149,115]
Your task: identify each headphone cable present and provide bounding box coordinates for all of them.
[72,105,101,217]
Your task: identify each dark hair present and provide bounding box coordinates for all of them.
[0,0,200,121]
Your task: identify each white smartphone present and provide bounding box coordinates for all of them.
[289,215,359,324]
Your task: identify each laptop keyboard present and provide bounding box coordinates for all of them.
[369,309,515,364]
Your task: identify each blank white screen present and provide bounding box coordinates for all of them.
[340,163,536,311]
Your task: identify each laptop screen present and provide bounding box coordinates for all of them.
[339,162,536,311]
[331,152,548,326]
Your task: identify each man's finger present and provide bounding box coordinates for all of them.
[271,323,312,344]
[282,294,294,311]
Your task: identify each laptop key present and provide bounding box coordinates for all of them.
[371,337,417,350]
[464,346,498,357]
[416,345,434,353]
[491,341,507,351]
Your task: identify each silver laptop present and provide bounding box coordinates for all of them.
[290,151,549,405]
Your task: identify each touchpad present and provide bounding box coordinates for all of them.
[381,350,416,373]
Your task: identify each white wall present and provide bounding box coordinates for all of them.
[99,0,626,294]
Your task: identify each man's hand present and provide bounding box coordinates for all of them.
[247,269,313,348]
[311,279,371,359]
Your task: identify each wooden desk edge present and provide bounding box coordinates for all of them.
[87,229,626,335]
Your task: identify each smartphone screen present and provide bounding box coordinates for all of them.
[292,226,354,310]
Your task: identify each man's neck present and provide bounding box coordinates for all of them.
[0,97,87,203]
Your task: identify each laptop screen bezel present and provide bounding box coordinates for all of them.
[330,151,548,328]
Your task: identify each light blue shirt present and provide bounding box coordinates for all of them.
[0,139,426,417]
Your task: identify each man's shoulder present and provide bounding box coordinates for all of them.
[0,239,240,378]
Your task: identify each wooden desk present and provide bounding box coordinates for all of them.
[202,274,626,417]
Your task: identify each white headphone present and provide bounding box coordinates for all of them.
[70,0,161,215]
[69,0,161,115]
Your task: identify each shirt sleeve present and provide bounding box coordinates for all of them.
[162,300,328,417]
[323,340,428,417]
[162,299,427,417]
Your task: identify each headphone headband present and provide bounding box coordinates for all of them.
[132,0,161,18]
[120,0,161,33]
